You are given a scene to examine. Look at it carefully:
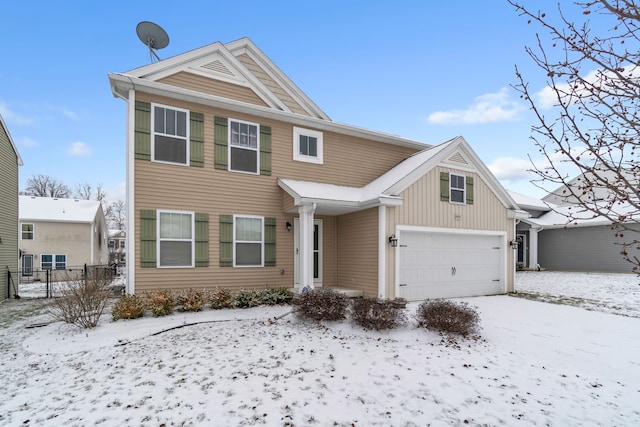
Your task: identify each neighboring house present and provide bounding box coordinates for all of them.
[513,174,639,273]
[108,229,126,265]
[18,196,109,278]
[108,37,527,301]
[0,114,23,299]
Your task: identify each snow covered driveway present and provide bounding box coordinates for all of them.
[0,272,638,426]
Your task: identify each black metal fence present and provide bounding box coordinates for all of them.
[7,264,117,299]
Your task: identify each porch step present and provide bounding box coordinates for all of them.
[330,287,364,298]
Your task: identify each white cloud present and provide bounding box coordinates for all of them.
[488,157,535,181]
[0,101,35,126]
[62,108,79,120]
[428,88,524,125]
[68,141,92,157]
[20,137,38,147]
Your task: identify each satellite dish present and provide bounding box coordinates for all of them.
[136,21,169,62]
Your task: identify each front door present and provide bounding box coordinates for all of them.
[517,233,527,265]
[22,254,33,276]
[294,219,322,286]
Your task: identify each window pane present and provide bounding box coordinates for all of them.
[176,111,187,137]
[248,125,257,148]
[231,121,240,145]
[236,242,261,266]
[451,189,465,203]
[155,135,187,164]
[308,137,317,157]
[299,135,308,155]
[230,147,257,173]
[236,217,261,241]
[451,175,465,190]
[154,106,165,133]
[55,255,66,270]
[180,213,192,239]
[166,109,176,135]
[160,213,191,239]
[42,255,52,270]
[160,241,192,266]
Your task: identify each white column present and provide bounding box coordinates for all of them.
[378,205,386,299]
[298,204,315,290]
[529,227,540,269]
[126,89,136,295]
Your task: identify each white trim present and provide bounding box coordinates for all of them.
[156,209,195,268]
[293,126,323,164]
[449,172,466,205]
[228,118,260,175]
[232,214,264,267]
[378,205,386,299]
[394,226,508,299]
[20,223,34,240]
[126,89,136,294]
[150,102,190,166]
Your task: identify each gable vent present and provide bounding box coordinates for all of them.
[447,152,468,165]
[200,60,234,76]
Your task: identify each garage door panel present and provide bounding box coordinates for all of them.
[398,231,504,301]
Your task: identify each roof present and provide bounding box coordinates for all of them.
[0,113,24,166]
[19,196,102,223]
[524,201,638,229]
[280,136,528,217]
[508,190,552,212]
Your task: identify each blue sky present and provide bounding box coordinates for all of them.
[1,1,594,202]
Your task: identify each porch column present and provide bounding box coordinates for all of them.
[298,204,316,290]
[529,226,540,269]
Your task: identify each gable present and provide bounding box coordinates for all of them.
[0,114,23,166]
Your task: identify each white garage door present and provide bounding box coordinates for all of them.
[398,231,504,301]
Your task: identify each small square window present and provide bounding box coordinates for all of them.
[21,224,34,240]
[293,127,323,164]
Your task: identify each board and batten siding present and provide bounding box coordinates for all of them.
[0,127,19,299]
[235,53,311,117]
[385,166,515,298]
[337,208,379,298]
[158,72,269,108]
[538,225,637,273]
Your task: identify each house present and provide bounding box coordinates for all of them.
[108,37,527,301]
[0,114,23,299]
[18,196,109,278]
[513,168,639,273]
[108,229,126,265]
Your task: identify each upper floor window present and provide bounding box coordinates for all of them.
[293,127,323,164]
[158,210,194,267]
[229,119,259,174]
[21,223,34,240]
[152,104,189,165]
[120,240,125,249]
[450,173,466,204]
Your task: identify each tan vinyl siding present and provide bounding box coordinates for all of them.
[158,72,269,107]
[0,127,19,298]
[132,93,420,293]
[337,208,378,298]
[385,166,515,297]
[235,53,311,116]
[18,222,97,268]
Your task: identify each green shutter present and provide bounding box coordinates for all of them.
[140,210,156,268]
[264,217,276,267]
[214,116,228,170]
[135,101,151,161]
[466,176,474,205]
[195,213,209,267]
[440,172,450,201]
[190,112,205,167]
[260,125,272,176]
[219,214,233,267]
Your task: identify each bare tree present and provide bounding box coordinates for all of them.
[75,181,107,201]
[510,0,640,270]
[24,174,71,198]
[109,199,127,231]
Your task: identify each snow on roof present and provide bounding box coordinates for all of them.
[507,190,553,212]
[525,201,638,229]
[19,196,101,223]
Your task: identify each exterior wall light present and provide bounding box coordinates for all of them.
[285,221,292,232]
[509,239,519,249]
[388,234,398,248]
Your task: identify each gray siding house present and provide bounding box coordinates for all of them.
[0,114,23,299]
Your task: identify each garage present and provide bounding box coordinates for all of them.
[397,230,505,301]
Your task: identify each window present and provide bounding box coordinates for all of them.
[293,127,323,164]
[41,254,52,270]
[152,104,189,165]
[120,240,125,249]
[21,223,34,240]
[55,255,67,270]
[158,210,194,267]
[234,215,263,267]
[229,119,259,173]
[450,173,466,204]
[108,240,115,249]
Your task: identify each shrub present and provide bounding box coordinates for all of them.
[178,288,206,312]
[260,287,294,305]
[351,298,407,330]
[415,299,480,336]
[209,288,234,309]
[112,294,146,320]
[234,289,263,308]
[47,271,112,329]
[291,288,349,321]
[146,290,176,317]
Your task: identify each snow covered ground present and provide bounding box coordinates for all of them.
[0,272,639,426]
